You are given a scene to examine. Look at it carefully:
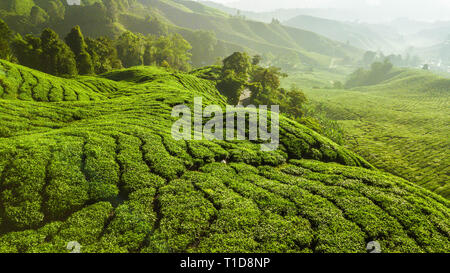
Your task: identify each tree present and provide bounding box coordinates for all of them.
[362,51,377,66]
[86,36,122,74]
[0,19,12,60]
[34,0,65,22]
[217,70,245,105]
[345,59,393,88]
[333,81,344,89]
[222,52,251,77]
[151,33,192,71]
[287,87,307,118]
[217,52,252,103]
[251,66,284,91]
[2,0,35,15]
[40,28,77,76]
[12,28,77,76]
[143,43,156,66]
[103,0,119,22]
[252,55,262,66]
[190,30,217,67]
[144,15,169,36]
[11,34,42,69]
[65,26,94,74]
[271,18,280,25]
[30,6,49,25]
[116,31,144,67]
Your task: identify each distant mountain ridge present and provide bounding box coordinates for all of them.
[0,0,363,68]
[141,0,362,67]
[284,15,404,53]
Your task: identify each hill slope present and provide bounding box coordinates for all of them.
[0,61,449,253]
[146,0,361,66]
[0,0,363,68]
[284,15,404,53]
[290,69,450,198]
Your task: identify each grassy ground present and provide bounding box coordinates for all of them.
[284,68,450,198]
[0,60,448,253]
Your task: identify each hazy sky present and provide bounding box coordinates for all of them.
[205,0,450,21]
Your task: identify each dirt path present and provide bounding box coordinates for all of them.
[238,88,251,105]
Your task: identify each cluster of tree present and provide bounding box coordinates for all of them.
[361,50,421,68]
[0,17,193,76]
[118,31,192,71]
[0,19,12,60]
[1,0,235,70]
[217,52,307,120]
[9,23,120,76]
[345,59,394,88]
[0,0,136,25]
[12,27,79,75]
[260,51,302,71]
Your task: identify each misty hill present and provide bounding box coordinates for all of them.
[200,1,407,53]
[136,0,362,67]
[199,1,371,23]
[0,60,449,253]
[0,0,363,68]
[284,15,404,53]
[203,0,450,22]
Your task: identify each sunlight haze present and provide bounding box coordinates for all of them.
[203,0,450,22]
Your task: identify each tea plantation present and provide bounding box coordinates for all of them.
[290,69,450,198]
[0,60,448,253]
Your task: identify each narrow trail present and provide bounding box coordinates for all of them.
[238,88,251,105]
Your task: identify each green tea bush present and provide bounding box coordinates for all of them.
[0,61,448,253]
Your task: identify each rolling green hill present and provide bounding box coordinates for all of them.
[0,60,449,253]
[286,69,450,198]
[0,0,363,68]
[147,0,361,67]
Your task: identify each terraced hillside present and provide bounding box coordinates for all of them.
[0,60,449,253]
[289,69,450,198]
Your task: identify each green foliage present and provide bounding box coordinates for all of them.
[34,0,65,22]
[296,68,450,198]
[40,28,78,76]
[362,51,377,66]
[30,5,49,26]
[287,86,307,118]
[0,61,448,253]
[11,34,43,69]
[149,33,192,71]
[12,28,78,76]
[222,52,251,77]
[249,66,285,104]
[190,30,218,67]
[216,69,245,105]
[346,59,394,88]
[86,36,122,74]
[65,26,94,75]
[0,19,12,60]
[116,31,144,68]
[143,15,169,36]
[116,31,192,71]
[0,0,361,71]
[0,0,35,16]
[216,52,252,104]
